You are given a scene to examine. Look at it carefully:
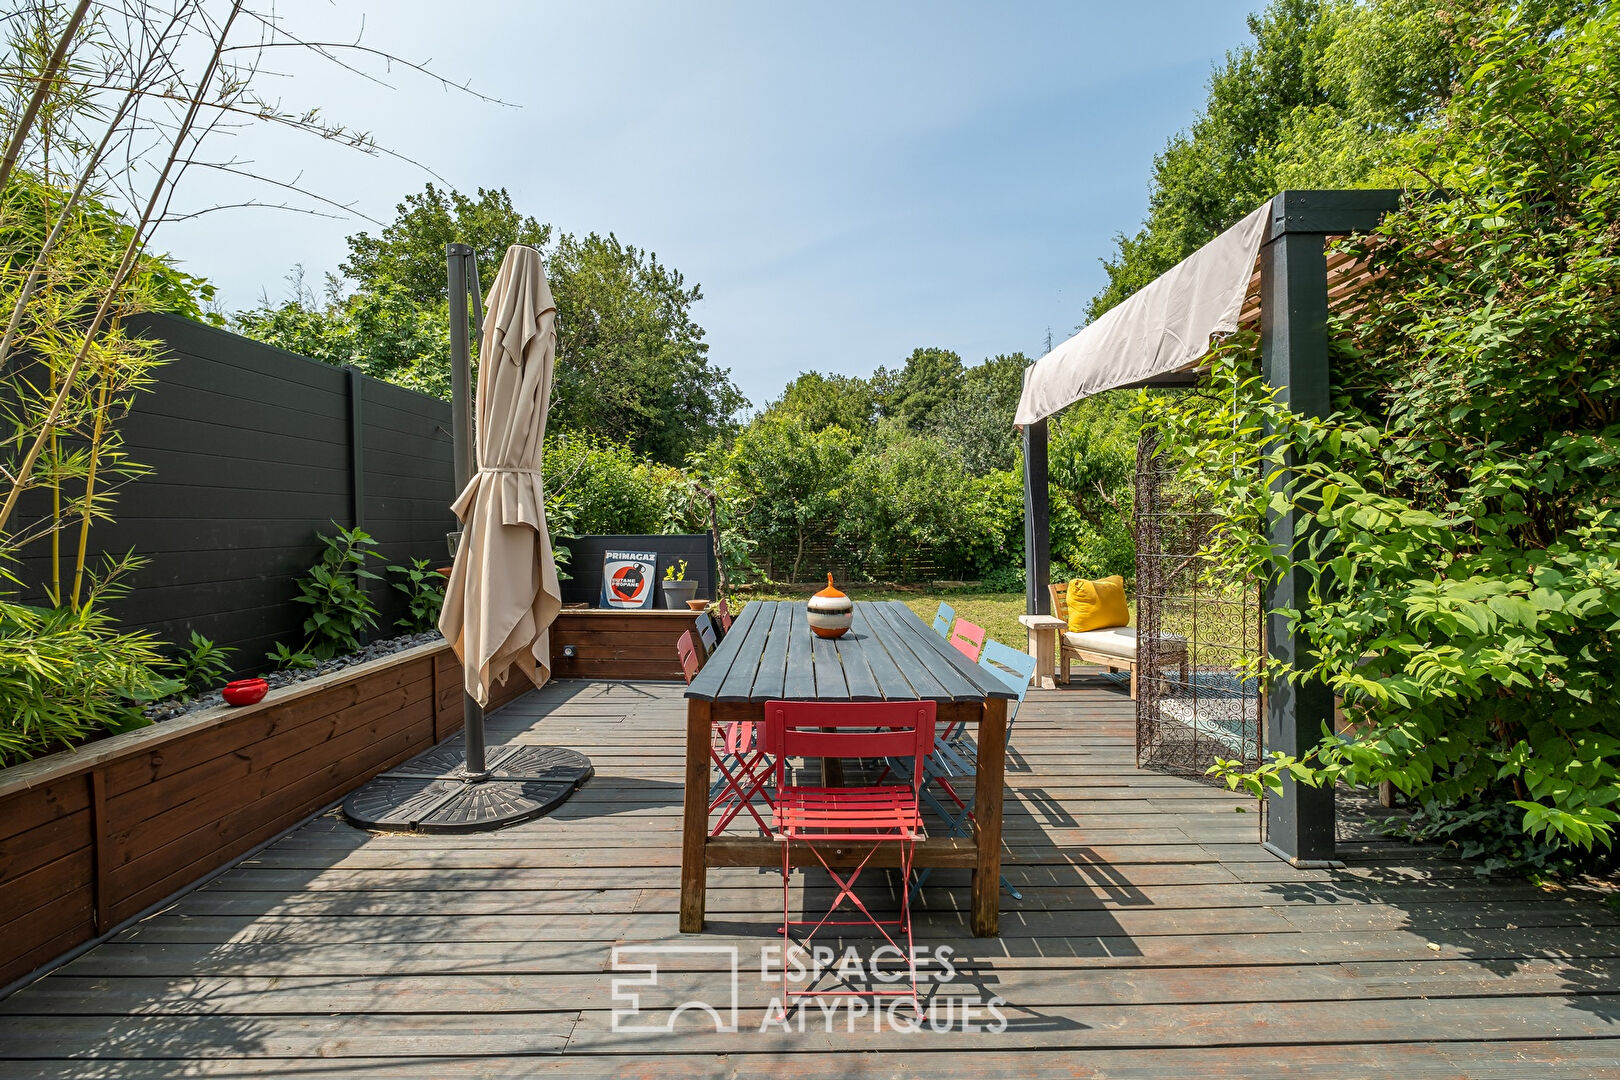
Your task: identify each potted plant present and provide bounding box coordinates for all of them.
[661,559,700,609]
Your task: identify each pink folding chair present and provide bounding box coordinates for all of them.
[949,618,986,662]
[677,631,702,684]
[764,699,934,1016]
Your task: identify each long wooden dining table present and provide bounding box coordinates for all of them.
[680,599,1017,937]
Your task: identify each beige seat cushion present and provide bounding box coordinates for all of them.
[1062,627,1186,662]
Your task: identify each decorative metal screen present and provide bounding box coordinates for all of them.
[1134,428,1264,777]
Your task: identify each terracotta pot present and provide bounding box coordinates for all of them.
[807,574,853,639]
[222,678,268,707]
[686,599,708,611]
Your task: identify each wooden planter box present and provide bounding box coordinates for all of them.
[548,608,697,681]
[0,641,529,990]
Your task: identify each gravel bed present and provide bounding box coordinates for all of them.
[144,631,444,723]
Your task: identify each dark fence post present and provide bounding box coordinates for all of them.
[346,365,365,532]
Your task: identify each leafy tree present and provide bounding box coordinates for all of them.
[766,370,882,433]
[1269,0,1462,188]
[240,185,743,464]
[932,353,1029,475]
[723,415,855,582]
[1085,0,1484,322]
[341,184,551,305]
[547,230,744,462]
[1048,391,1141,581]
[232,273,452,398]
[883,346,964,432]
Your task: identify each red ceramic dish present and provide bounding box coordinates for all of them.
[222,678,268,707]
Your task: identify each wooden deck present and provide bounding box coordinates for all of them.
[3,678,1618,1077]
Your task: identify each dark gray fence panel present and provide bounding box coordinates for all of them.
[360,375,458,627]
[13,313,456,676]
[560,534,717,607]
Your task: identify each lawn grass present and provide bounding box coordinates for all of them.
[730,584,1029,650]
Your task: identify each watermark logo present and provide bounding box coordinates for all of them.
[610,945,740,1033]
[609,943,1008,1035]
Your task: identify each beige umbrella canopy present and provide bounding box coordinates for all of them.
[439,245,562,705]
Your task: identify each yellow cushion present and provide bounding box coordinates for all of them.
[1066,576,1129,633]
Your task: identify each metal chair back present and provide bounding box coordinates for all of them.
[694,613,718,656]
[676,631,702,684]
[949,618,986,662]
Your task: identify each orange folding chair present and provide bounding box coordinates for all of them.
[948,617,986,662]
[764,699,933,1015]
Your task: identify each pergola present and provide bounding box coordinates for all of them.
[1016,189,1401,866]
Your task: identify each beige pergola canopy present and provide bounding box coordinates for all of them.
[1014,202,1270,426]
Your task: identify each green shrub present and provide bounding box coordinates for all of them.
[840,427,979,574]
[0,600,175,767]
[267,642,318,672]
[542,432,670,536]
[724,415,855,582]
[291,524,381,659]
[170,630,233,696]
[388,558,446,633]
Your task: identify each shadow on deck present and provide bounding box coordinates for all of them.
[2,679,1617,1078]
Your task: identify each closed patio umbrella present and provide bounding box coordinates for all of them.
[440,244,562,705]
[341,243,590,834]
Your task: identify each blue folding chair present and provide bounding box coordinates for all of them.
[911,639,1038,900]
[931,602,955,638]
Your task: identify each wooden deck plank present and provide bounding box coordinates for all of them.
[3,678,1617,1074]
[4,1043,1619,1079]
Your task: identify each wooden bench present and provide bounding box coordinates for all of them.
[1046,584,1187,699]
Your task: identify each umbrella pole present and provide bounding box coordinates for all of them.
[447,242,489,781]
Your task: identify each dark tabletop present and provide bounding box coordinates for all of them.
[684,600,1015,704]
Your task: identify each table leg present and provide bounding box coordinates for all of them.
[821,752,845,787]
[680,698,712,933]
[970,696,1007,937]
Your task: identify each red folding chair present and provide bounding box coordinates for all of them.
[708,716,773,835]
[764,699,933,1015]
[948,618,986,662]
[715,597,733,633]
[686,627,770,835]
[677,631,702,684]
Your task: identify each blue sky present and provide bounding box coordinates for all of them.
[162,1,1259,410]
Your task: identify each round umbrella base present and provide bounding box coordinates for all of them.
[343,740,593,834]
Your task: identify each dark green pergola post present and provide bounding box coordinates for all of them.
[1258,190,1398,866]
[1023,418,1051,616]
